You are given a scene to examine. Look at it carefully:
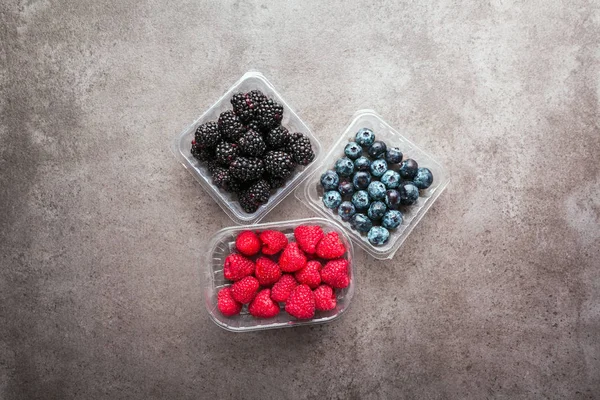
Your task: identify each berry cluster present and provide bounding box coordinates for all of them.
[217,226,350,320]
[191,90,315,213]
[319,128,434,246]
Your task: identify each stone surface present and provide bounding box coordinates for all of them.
[1,0,599,399]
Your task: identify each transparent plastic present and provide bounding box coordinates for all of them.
[296,110,449,260]
[171,71,322,225]
[204,217,354,332]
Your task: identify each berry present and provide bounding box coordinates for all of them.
[295,260,322,289]
[238,129,266,157]
[215,141,239,165]
[256,98,284,130]
[320,170,340,191]
[255,257,282,286]
[313,285,336,311]
[279,242,307,272]
[385,147,403,164]
[271,274,298,302]
[264,150,295,179]
[218,110,245,142]
[230,157,264,181]
[316,231,346,259]
[335,157,354,177]
[368,181,387,200]
[382,210,403,229]
[217,287,242,317]
[323,190,342,209]
[413,167,434,189]
[264,126,291,149]
[191,144,213,162]
[352,190,370,211]
[227,178,248,194]
[285,132,315,166]
[223,253,255,281]
[235,231,261,256]
[231,276,260,304]
[370,159,388,177]
[368,141,387,158]
[352,171,371,190]
[344,141,362,160]
[355,128,375,147]
[265,174,287,190]
[354,156,371,172]
[399,182,419,205]
[294,225,324,255]
[320,259,350,289]
[211,167,235,192]
[338,201,356,221]
[285,284,316,319]
[385,189,401,210]
[368,226,390,246]
[368,201,387,221]
[231,90,266,122]
[206,160,221,174]
[259,230,288,255]
[194,121,221,149]
[399,159,419,179]
[351,213,372,233]
[338,180,354,196]
[245,119,266,134]
[238,179,271,213]
[380,170,401,189]
[249,289,280,318]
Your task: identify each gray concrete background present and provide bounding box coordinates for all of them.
[1,0,599,399]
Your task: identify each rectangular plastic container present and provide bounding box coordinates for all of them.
[172,71,322,225]
[296,110,449,260]
[204,217,355,332]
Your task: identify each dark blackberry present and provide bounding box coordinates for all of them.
[238,179,271,213]
[265,174,286,190]
[206,160,220,174]
[237,130,266,157]
[191,143,213,162]
[245,120,267,134]
[255,98,283,130]
[228,178,248,194]
[230,90,267,122]
[264,126,291,149]
[215,141,239,165]
[229,157,264,181]
[211,166,232,191]
[194,121,221,149]
[263,150,295,179]
[285,132,315,166]
[217,111,245,142]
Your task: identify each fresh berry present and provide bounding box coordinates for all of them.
[367,181,387,200]
[245,119,265,134]
[313,284,337,311]
[370,159,388,177]
[338,201,356,221]
[351,213,372,233]
[322,190,342,209]
[256,98,284,130]
[320,170,340,191]
[211,167,235,192]
[320,259,350,289]
[285,284,315,319]
[229,157,264,181]
[399,159,419,179]
[235,231,261,256]
[218,110,246,142]
[194,121,221,149]
[353,171,371,190]
[255,257,282,286]
[217,287,242,316]
[295,260,322,289]
[352,190,370,211]
[294,225,324,255]
[191,144,213,162]
[265,174,287,189]
[215,141,239,165]
[413,167,434,189]
[354,156,371,172]
[382,210,403,229]
[385,189,401,210]
[264,126,291,149]
[227,178,248,194]
[335,157,354,177]
[285,132,315,166]
[380,170,401,189]
[368,201,387,221]
[206,160,220,174]
[338,180,354,196]
[279,242,307,272]
[223,254,255,281]
[385,147,403,164]
[238,179,271,213]
[231,276,260,304]
[231,90,267,122]
[238,129,266,157]
[344,141,362,160]
[399,182,419,205]
[248,289,280,318]
[259,230,288,255]
[316,231,346,259]
[368,141,387,158]
[368,226,390,246]
[355,128,375,147]
[263,150,295,179]
[270,274,298,302]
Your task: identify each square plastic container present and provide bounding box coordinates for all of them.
[296,110,449,260]
[204,217,355,332]
[171,71,322,225]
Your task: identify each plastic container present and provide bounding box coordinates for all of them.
[296,110,449,260]
[172,71,322,225]
[204,217,354,332]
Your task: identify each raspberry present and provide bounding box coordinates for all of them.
[230,276,260,304]
[294,260,322,289]
[313,285,337,311]
[255,257,282,286]
[279,242,307,272]
[270,274,298,303]
[217,287,242,317]
[223,254,255,281]
[316,232,346,259]
[320,259,350,289]
[259,230,288,255]
[293,225,324,255]
[248,289,280,318]
[285,284,315,319]
[235,231,261,256]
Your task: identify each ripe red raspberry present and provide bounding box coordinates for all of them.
[313,284,337,311]
[230,276,260,304]
[249,289,280,318]
[293,225,324,255]
[320,258,350,289]
[223,253,255,281]
[279,242,307,272]
[255,256,282,286]
[285,284,315,319]
[270,274,298,303]
[294,260,322,289]
[217,287,242,316]
[316,231,346,259]
[259,230,288,255]
[235,231,261,256]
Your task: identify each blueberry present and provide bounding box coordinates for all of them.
[338,201,356,221]
[352,171,371,190]
[354,156,371,172]
[382,210,403,230]
[338,180,355,197]
[335,157,355,177]
[385,147,403,164]
[322,190,342,209]
[367,181,386,200]
[368,201,387,221]
[380,170,401,189]
[399,159,419,180]
[367,226,390,246]
[320,170,339,190]
[370,159,388,177]
[352,190,370,211]
[368,141,387,158]
[351,213,373,233]
[413,167,434,189]
[355,128,375,147]
[385,189,401,210]
[344,141,363,160]
[399,182,419,205]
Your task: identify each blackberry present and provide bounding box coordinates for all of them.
[229,157,264,181]
[238,130,266,157]
[194,121,221,149]
[217,111,245,142]
[255,98,283,130]
[211,167,233,191]
[285,132,315,166]
[245,120,267,134]
[265,174,286,190]
[227,178,247,194]
[215,141,239,165]
[231,90,267,122]
[264,126,291,149]
[263,150,295,179]
[191,143,213,162]
[238,179,271,213]
[206,160,220,174]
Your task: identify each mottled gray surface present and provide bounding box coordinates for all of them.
[1,0,599,399]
